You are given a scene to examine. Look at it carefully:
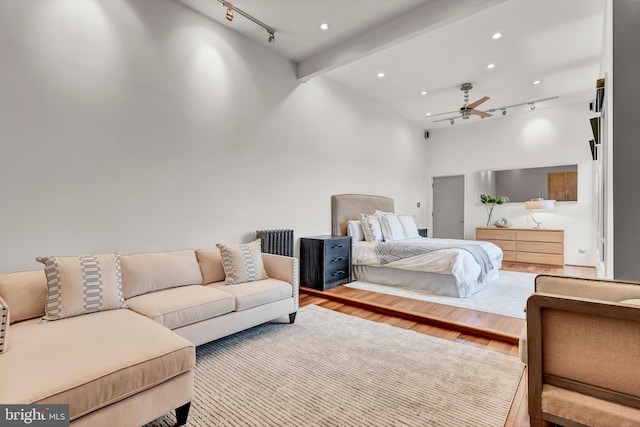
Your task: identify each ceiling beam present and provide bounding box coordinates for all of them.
[296,0,507,81]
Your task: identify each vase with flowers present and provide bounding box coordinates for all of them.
[480,194,510,226]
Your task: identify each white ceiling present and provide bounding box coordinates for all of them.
[176,0,606,129]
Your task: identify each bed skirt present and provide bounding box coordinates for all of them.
[352,265,498,298]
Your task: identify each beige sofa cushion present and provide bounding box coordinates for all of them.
[0,269,47,323]
[0,296,8,354]
[216,240,268,285]
[126,285,235,329]
[208,278,292,311]
[542,384,640,427]
[121,250,203,299]
[0,309,194,421]
[36,253,127,321]
[196,248,226,285]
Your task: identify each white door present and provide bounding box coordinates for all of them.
[433,175,464,239]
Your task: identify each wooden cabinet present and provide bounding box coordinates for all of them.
[548,171,577,201]
[476,227,564,266]
[300,236,352,291]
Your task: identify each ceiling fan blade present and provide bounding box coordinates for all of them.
[466,96,490,109]
[470,109,492,118]
[427,110,459,117]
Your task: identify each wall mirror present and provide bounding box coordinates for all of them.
[475,164,578,202]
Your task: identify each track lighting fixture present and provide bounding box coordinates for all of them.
[217,0,276,45]
[430,93,558,126]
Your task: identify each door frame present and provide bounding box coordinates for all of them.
[431,174,466,239]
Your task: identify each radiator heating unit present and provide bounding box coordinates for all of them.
[256,229,294,257]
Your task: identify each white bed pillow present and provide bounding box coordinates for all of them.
[359,214,383,242]
[346,220,364,242]
[398,215,420,239]
[379,213,407,242]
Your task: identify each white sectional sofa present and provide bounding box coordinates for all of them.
[0,245,299,426]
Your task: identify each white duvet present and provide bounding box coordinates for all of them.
[352,237,503,296]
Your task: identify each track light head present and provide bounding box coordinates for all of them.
[267,31,275,44]
[450,119,454,125]
[226,7,233,21]
[502,109,507,116]
[529,102,536,110]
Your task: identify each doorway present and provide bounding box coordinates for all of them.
[432,175,464,239]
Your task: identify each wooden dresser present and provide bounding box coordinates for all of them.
[476,226,564,266]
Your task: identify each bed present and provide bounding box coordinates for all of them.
[331,194,503,298]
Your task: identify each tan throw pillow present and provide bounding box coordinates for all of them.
[0,296,8,354]
[36,252,127,321]
[216,240,268,285]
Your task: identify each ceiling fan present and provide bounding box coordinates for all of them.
[428,82,492,121]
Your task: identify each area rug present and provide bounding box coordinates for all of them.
[146,305,524,427]
[345,270,536,319]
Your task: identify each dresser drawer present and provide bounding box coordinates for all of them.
[325,239,350,256]
[476,228,517,241]
[517,252,564,266]
[502,251,517,262]
[517,241,564,255]
[489,240,517,252]
[325,267,350,287]
[517,230,564,243]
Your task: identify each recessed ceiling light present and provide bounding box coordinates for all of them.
[492,32,502,39]
[320,23,330,31]
[425,112,432,116]
[420,91,428,96]
[487,63,496,69]
[533,80,541,85]
[377,72,385,78]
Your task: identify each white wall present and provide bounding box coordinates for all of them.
[424,102,596,266]
[0,0,426,272]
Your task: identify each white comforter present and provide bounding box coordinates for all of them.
[352,237,503,296]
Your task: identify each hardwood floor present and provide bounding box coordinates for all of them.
[298,263,596,427]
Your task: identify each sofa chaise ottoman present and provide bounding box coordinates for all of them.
[0,241,299,426]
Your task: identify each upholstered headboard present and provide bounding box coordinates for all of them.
[331,194,394,236]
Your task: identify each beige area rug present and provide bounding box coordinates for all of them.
[346,270,536,319]
[146,305,524,427]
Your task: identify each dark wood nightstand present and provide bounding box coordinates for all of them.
[418,228,428,237]
[300,235,352,291]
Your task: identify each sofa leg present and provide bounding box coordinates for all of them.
[175,402,191,426]
[289,312,297,324]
